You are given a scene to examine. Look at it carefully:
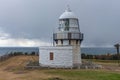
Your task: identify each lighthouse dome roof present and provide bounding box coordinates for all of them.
[59,6,78,19]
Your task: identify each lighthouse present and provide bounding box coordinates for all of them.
[53,6,83,67]
[39,6,83,68]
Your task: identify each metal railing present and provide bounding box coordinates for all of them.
[53,33,83,41]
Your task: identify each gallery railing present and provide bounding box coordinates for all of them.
[53,33,83,41]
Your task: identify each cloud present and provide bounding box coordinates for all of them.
[0,0,120,47]
[0,32,10,40]
[0,27,10,39]
[0,37,51,47]
[0,38,51,47]
[0,28,51,47]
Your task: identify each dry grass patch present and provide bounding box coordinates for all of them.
[0,56,120,80]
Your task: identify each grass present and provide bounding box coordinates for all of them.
[84,59,119,63]
[0,55,120,80]
[45,69,120,80]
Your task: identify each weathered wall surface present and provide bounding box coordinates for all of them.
[39,46,73,68]
[72,45,81,66]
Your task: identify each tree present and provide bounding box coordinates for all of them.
[114,43,120,66]
[31,51,36,55]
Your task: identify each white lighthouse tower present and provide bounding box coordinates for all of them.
[53,6,83,67]
[39,6,83,68]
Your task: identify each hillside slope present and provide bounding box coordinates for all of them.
[0,55,38,70]
[0,55,120,80]
[0,55,49,80]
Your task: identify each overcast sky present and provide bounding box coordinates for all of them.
[0,0,119,47]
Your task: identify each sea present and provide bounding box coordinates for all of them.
[0,47,39,56]
[81,47,116,55]
[0,47,117,56]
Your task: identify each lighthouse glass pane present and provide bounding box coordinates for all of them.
[70,19,78,27]
[59,19,69,31]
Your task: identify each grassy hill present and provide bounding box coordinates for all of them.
[0,55,120,80]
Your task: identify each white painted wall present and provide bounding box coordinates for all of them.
[72,46,81,65]
[39,46,73,68]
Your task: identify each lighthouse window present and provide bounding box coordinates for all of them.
[70,19,78,27]
[59,19,69,31]
[64,19,69,31]
[50,52,54,60]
